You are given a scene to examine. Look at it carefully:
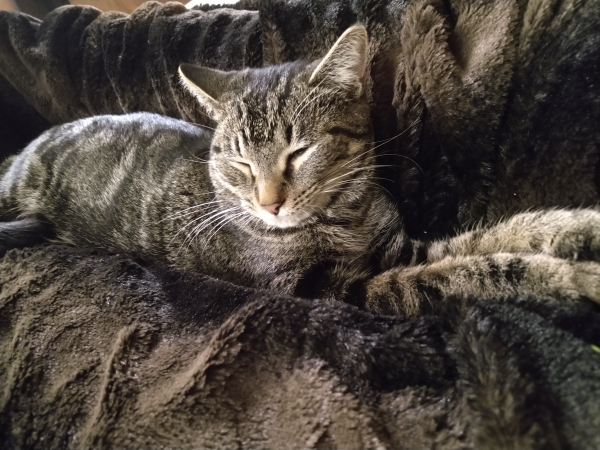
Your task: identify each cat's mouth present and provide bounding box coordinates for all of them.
[253,206,314,229]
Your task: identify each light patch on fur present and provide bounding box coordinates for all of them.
[254,205,313,229]
[101,144,137,208]
[287,144,318,171]
[0,136,43,197]
[237,135,248,159]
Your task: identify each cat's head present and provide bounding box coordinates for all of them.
[179,26,374,229]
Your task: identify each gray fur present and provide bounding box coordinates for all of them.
[1,27,600,316]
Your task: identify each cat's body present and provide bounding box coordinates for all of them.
[1,26,599,315]
[0,111,396,299]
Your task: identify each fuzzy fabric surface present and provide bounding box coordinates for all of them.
[2,245,600,450]
[1,1,600,449]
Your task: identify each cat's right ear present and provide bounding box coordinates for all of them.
[308,25,368,98]
[179,64,236,122]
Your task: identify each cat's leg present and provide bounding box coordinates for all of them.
[427,209,600,262]
[365,253,600,316]
[0,218,53,257]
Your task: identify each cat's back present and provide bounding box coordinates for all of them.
[0,112,214,258]
[2,113,212,183]
[40,112,211,162]
[2,112,212,210]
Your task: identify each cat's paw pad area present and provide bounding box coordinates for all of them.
[550,209,600,262]
[571,262,600,304]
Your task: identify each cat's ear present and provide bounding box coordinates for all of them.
[178,64,237,121]
[308,25,368,98]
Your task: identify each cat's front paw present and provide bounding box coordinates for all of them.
[364,267,424,316]
[548,209,600,261]
[570,261,600,304]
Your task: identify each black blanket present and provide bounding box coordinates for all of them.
[1,1,600,449]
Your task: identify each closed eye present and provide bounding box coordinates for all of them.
[229,160,253,177]
[288,147,309,163]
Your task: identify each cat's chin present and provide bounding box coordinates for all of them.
[255,209,314,229]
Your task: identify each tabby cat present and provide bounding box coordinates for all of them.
[0,26,599,315]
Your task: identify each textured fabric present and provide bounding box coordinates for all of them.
[1,1,600,448]
[0,2,261,157]
[1,245,600,449]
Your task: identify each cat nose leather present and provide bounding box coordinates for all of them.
[257,179,285,215]
[261,201,283,215]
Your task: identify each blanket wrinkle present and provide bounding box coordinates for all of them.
[2,245,600,449]
[0,2,261,151]
[488,0,600,220]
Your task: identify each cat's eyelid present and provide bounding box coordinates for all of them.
[228,159,255,176]
[285,144,318,170]
[286,140,312,155]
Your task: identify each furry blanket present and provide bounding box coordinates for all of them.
[1,1,600,449]
[2,245,600,449]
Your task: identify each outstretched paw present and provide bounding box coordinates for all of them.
[571,261,600,304]
[548,209,600,262]
[364,266,432,316]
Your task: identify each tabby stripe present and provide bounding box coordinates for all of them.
[328,126,371,140]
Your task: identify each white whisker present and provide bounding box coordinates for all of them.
[189,121,216,131]
[202,211,247,248]
[187,207,241,242]
[183,158,211,165]
[292,77,328,121]
[161,199,225,222]
[172,206,239,251]
[323,165,393,187]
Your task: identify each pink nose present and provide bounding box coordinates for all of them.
[261,202,283,215]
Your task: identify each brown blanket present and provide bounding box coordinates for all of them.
[2,245,600,449]
[1,1,600,449]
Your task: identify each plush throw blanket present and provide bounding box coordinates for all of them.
[1,1,600,449]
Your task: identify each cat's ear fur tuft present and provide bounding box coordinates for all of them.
[309,25,368,98]
[179,64,237,121]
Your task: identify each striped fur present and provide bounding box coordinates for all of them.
[0,26,599,314]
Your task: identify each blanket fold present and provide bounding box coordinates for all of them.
[0,2,261,145]
[2,245,600,449]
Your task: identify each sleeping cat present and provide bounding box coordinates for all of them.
[0,26,599,315]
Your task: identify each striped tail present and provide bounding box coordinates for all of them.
[0,218,53,257]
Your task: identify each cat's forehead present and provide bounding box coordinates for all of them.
[231,92,284,143]
[222,70,305,144]
[216,61,357,152]
[229,82,336,136]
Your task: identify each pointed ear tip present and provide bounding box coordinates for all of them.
[338,26,368,55]
[178,65,189,80]
[178,63,194,76]
[345,25,368,39]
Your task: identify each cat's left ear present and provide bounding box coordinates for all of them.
[308,25,368,98]
[179,64,237,121]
